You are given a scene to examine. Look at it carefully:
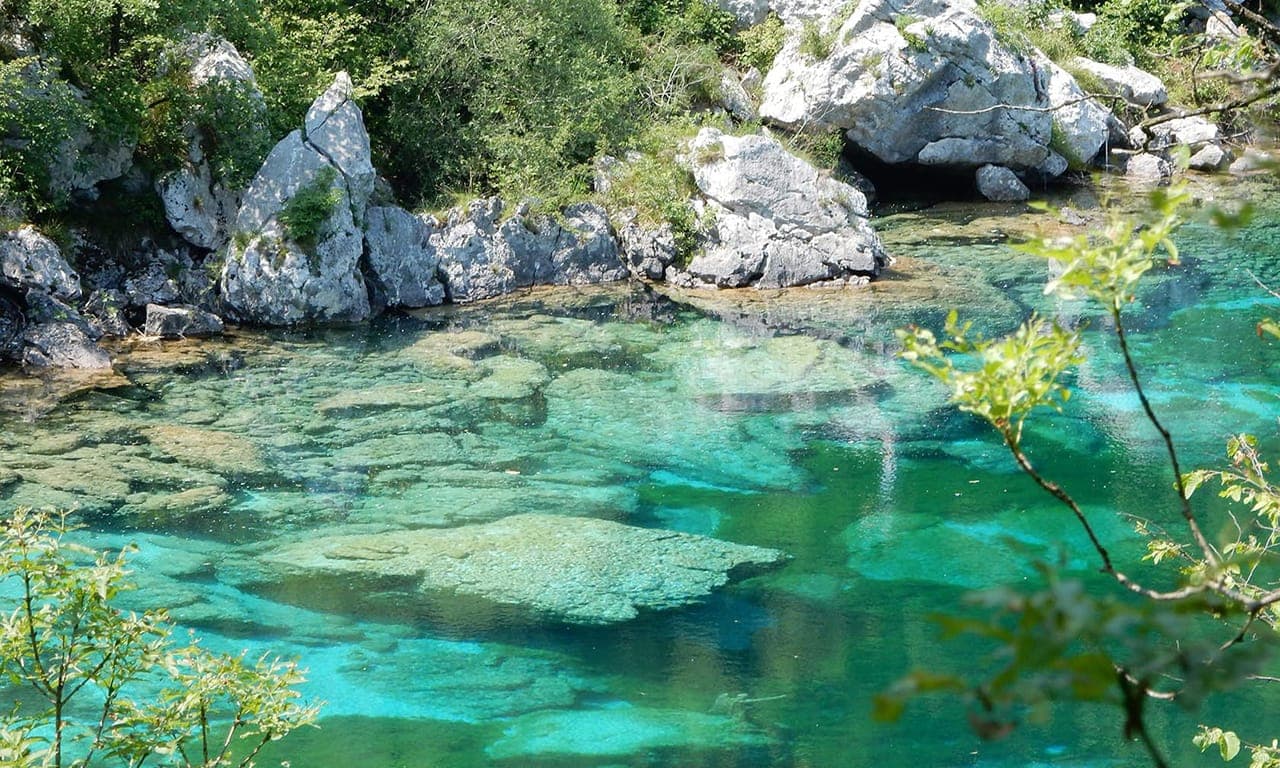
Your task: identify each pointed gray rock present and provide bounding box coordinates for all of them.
[303,72,375,222]
[220,72,375,325]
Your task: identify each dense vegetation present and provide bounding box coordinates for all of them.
[0,0,764,222]
[0,0,1278,238]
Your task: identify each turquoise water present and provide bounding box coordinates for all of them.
[1,179,1278,766]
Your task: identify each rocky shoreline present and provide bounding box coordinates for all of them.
[2,0,1277,373]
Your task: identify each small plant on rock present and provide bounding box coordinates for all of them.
[278,167,342,253]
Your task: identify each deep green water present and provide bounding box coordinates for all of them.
[1,180,1279,767]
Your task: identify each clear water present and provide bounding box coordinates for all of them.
[1,179,1278,767]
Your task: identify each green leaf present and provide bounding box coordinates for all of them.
[1223,731,1242,761]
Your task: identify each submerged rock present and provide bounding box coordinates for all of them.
[486,705,770,760]
[141,423,267,476]
[254,513,786,624]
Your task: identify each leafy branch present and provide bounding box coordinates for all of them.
[884,182,1280,766]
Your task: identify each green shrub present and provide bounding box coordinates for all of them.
[799,18,837,60]
[0,59,92,212]
[737,13,786,72]
[1081,0,1184,68]
[0,508,319,768]
[787,127,846,170]
[638,34,724,117]
[976,0,1081,61]
[278,166,342,252]
[894,13,929,52]
[596,122,702,261]
[372,0,641,208]
[618,0,741,53]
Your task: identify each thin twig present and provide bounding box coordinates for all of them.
[1110,306,1218,566]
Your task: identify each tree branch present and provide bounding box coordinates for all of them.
[1110,306,1218,566]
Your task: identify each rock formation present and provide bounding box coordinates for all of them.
[677,128,887,288]
[759,0,1109,176]
[219,72,372,325]
[156,36,266,251]
[0,226,112,369]
[251,513,787,625]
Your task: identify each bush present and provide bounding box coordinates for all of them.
[372,0,641,208]
[1081,0,1183,67]
[977,0,1082,61]
[638,33,724,117]
[278,166,342,252]
[737,13,786,72]
[0,508,318,768]
[0,59,92,212]
[799,18,838,60]
[597,122,703,262]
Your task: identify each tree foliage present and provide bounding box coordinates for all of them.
[0,508,319,768]
[887,185,1280,767]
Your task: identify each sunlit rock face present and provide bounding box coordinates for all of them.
[760,0,1109,176]
[220,72,371,325]
[248,513,786,625]
[431,199,627,303]
[679,128,887,288]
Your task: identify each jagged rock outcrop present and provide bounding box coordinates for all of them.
[434,200,628,303]
[0,226,112,368]
[219,72,371,325]
[157,36,267,251]
[711,0,845,25]
[760,0,1109,177]
[21,322,111,369]
[1,226,80,300]
[303,72,376,223]
[250,513,787,625]
[677,128,886,289]
[363,205,446,310]
[4,59,131,200]
[615,209,678,281]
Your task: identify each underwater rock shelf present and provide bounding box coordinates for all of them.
[247,513,787,625]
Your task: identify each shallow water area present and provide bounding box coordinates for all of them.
[1,175,1279,767]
